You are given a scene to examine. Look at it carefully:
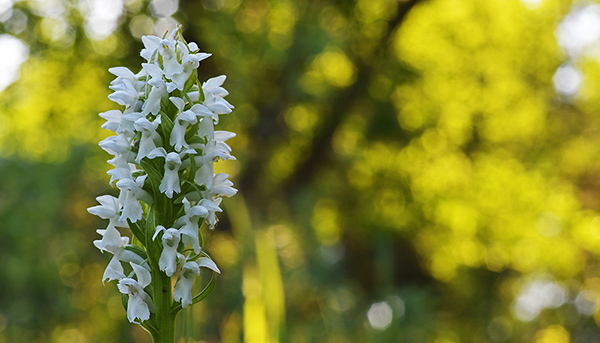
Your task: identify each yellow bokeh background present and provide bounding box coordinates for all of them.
[2,0,600,342]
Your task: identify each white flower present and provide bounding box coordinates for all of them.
[194,156,238,207]
[200,198,223,230]
[107,166,135,186]
[99,134,135,171]
[117,263,155,323]
[214,130,236,143]
[202,75,229,97]
[93,223,123,253]
[201,74,234,115]
[170,97,198,151]
[117,179,144,222]
[194,161,213,189]
[88,195,128,228]
[140,35,161,61]
[175,198,208,253]
[119,110,144,137]
[194,162,236,194]
[142,63,164,87]
[203,139,236,162]
[141,63,167,116]
[153,225,184,277]
[186,90,200,102]
[148,148,185,198]
[170,53,211,91]
[191,164,228,230]
[109,66,136,81]
[109,67,145,95]
[161,153,182,198]
[196,111,217,139]
[190,132,236,172]
[99,109,122,133]
[207,173,238,199]
[93,230,145,284]
[102,253,126,283]
[170,96,186,113]
[204,93,233,115]
[112,244,146,266]
[97,236,144,284]
[100,108,144,138]
[171,111,197,151]
[109,78,139,108]
[134,117,161,163]
[159,38,183,78]
[109,65,143,81]
[191,102,218,127]
[173,258,220,308]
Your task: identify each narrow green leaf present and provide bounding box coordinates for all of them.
[140,320,159,339]
[140,159,163,195]
[183,69,197,93]
[121,292,128,311]
[128,219,146,244]
[185,122,199,142]
[191,272,217,305]
[124,244,148,260]
[187,135,205,146]
[159,111,175,147]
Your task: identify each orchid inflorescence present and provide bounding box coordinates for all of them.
[88,28,236,338]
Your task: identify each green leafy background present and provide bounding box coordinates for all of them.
[1,0,599,342]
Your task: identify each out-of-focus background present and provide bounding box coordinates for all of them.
[2,0,600,342]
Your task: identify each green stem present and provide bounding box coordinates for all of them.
[151,270,176,343]
[147,210,176,343]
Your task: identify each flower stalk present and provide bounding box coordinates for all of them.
[89,28,236,342]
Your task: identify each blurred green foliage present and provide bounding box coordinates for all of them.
[2,0,600,342]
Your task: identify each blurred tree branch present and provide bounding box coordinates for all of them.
[282,0,425,195]
[230,0,427,209]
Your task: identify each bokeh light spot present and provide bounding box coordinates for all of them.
[0,34,28,93]
[150,0,178,18]
[553,64,581,97]
[556,5,600,57]
[537,212,561,237]
[129,15,155,39]
[534,325,570,343]
[514,279,567,321]
[520,0,542,9]
[367,301,393,330]
[78,0,124,40]
[153,17,179,36]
